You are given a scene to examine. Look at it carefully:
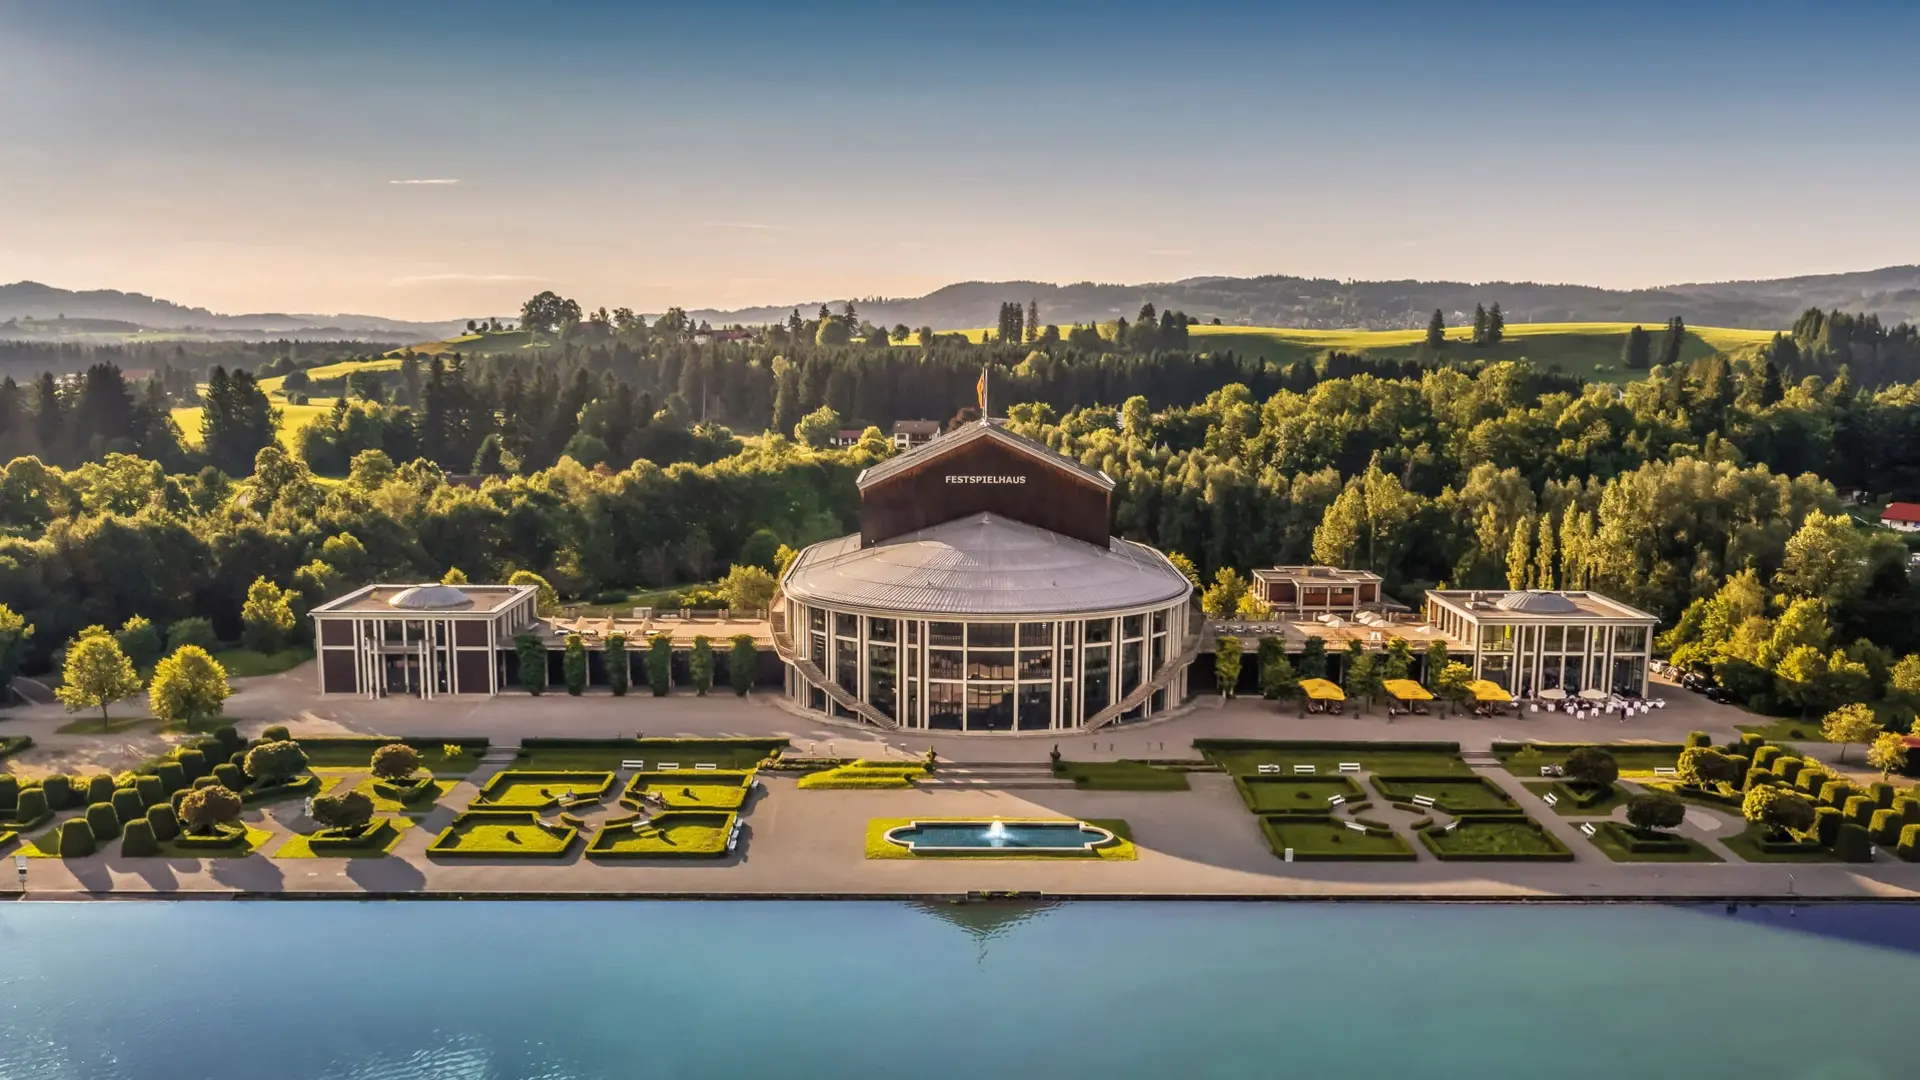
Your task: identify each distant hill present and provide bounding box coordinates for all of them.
[0,281,470,342]
[686,265,1920,332]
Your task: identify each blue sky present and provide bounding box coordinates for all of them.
[2,0,1916,319]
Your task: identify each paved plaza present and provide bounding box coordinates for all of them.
[4,663,1918,902]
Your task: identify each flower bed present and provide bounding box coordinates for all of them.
[588,811,736,858]
[473,770,613,808]
[1370,776,1521,815]
[427,810,577,858]
[624,770,754,810]
[1419,817,1574,861]
[1233,775,1365,815]
[1258,817,1415,861]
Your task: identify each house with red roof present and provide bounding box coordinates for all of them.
[1879,502,1920,532]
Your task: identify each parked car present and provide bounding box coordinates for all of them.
[1705,687,1735,704]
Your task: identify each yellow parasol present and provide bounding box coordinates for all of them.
[1299,678,1345,702]
[1468,679,1512,703]
[1382,678,1434,701]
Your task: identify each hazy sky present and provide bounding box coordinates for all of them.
[3,0,1916,320]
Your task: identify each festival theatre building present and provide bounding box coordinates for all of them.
[776,421,1197,733]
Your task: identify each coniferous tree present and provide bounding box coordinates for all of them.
[1486,302,1505,344]
[1424,309,1446,349]
[1621,325,1652,370]
[1471,304,1489,346]
[1658,316,1687,369]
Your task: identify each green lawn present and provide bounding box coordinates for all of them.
[428,811,577,857]
[55,715,160,735]
[474,770,612,808]
[1199,743,1471,778]
[210,647,312,678]
[273,818,411,858]
[588,811,734,858]
[1259,817,1415,861]
[1235,775,1364,814]
[158,825,275,858]
[512,738,785,772]
[1052,760,1190,791]
[1421,819,1574,860]
[1720,823,1838,863]
[1585,822,1721,863]
[1370,776,1520,814]
[1521,780,1633,818]
[625,771,754,810]
[297,739,482,776]
[1736,719,1821,743]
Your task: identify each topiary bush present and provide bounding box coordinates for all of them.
[146,804,179,841]
[174,749,207,781]
[120,818,158,857]
[12,786,48,825]
[1684,730,1711,748]
[1896,797,1920,825]
[0,775,15,812]
[1772,756,1803,783]
[57,818,95,858]
[110,788,144,825]
[213,725,243,753]
[191,775,218,790]
[41,774,76,810]
[370,743,423,781]
[1818,781,1855,809]
[84,774,115,805]
[1752,745,1782,772]
[1898,824,1920,863]
[261,724,292,743]
[134,775,164,807]
[212,763,244,790]
[178,785,243,836]
[1834,822,1874,863]
[1869,782,1895,809]
[1869,809,1904,847]
[1743,768,1771,792]
[1844,795,1877,828]
[1795,768,1828,795]
[85,801,121,841]
[155,762,186,794]
[1813,805,1843,847]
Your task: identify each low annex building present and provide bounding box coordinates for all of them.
[1422,589,1658,698]
[311,583,542,698]
[1249,565,1387,616]
[777,420,1197,733]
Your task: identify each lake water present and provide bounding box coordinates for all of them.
[2,901,1915,1079]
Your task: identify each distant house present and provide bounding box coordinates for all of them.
[830,428,865,448]
[1880,502,1920,532]
[892,419,941,451]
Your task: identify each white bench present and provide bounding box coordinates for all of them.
[1539,765,1564,777]
[1327,795,1345,806]
[1411,794,1436,808]
[1580,822,1597,837]
[620,760,645,770]
[1338,763,1361,773]
[1257,764,1281,775]
[657,762,680,771]
[1542,792,1558,807]
[1653,766,1677,776]
[1344,821,1367,833]
[1293,765,1316,775]
[695,763,718,771]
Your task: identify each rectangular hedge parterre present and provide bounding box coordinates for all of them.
[1195,739,1471,778]
[1494,741,1686,776]
[295,737,489,774]
[1233,775,1365,815]
[1420,817,1575,861]
[588,811,736,858]
[1587,821,1721,863]
[474,770,614,808]
[1369,776,1521,815]
[514,737,787,772]
[624,770,755,810]
[428,810,578,858]
[307,819,402,853]
[1259,817,1416,861]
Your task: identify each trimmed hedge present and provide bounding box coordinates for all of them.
[588,811,737,859]
[1898,824,1920,863]
[174,749,207,781]
[1752,746,1782,771]
[306,819,400,853]
[156,762,186,794]
[110,788,145,825]
[240,773,318,804]
[1257,816,1416,861]
[474,770,615,806]
[1813,806,1843,847]
[1743,768,1770,791]
[172,826,250,850]
[427,810,578,858]
[0,775,15,812]
[797,761,927,789]
[1843,796,1876,828]
[146,804,179,842]
[1835,822,1873,863]
[1599,821,1692,855]
[0,734,32,761]
[372,777,440,806]
[1369,775,1521,816]
[1419,817,1575,861]
[58,818,95,857]
[135,775,165,807]
[85,801,121,842]
[10,788,49,829]
[1818,781,1856,809]
[1207,738,1460,753]
[1894,797,1920,825]
[41,775,76,810]
[1684,731,1711,748]
[120,818,158,857]
[1869,809,1904,846]
[212,763,244,790]
[1772,756,1803,783]
[1869,782,1896,809]
[84,774,115,805]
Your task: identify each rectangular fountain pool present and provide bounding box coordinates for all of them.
[885,819,1115,852]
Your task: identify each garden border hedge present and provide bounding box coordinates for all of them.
[172,826,251,850]
[1257,816,1416,861]
[1419,816,1575,861]
[474,770,615,806]
[306,819,400,853]
[587,810,737,859]
[241,773,320,804]
[1232,774,1366,815]
[427,809,579,858]
[1369,775,1523,816]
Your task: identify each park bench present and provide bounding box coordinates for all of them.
[1293,765,1316,775]
[1257,764,1281,774]
[1580,823,1597,837]
[1542,793,1558,807]
[1338,763,1361,773]
[1344,821,1367,832]
[1327,795,1345,806]
[1653,766,1678,776]
[1411,794,1436,808]
[1539,765,1565,777]
[695,763,718,771]
[657,762,680,771]
[620,760,645,770]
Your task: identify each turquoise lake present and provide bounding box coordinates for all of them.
[1,901,1914,1079]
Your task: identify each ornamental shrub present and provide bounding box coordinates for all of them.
[1684,730,1711,748]
[146,803,179,841]
[212,763,244,790]
[1773,757,1803,783]
[731,635,757,696]
[1899,824,1920,863]
[178,785,243,835]
[174,749,207,781]
[1743,768,1771,792]
[110,788,144,824]
[41,774,76,810]
[370,743,422,781]
[1753,746,1782,771]
[14,787,48,824]
[57,818,95,857]
[310,790,375,833]
[1813,806,1843,847]
[563,633,587,696]
[1625,792,1685,832]
[606,633,629,697]
[1869,782,1895,809]
[1563,747,1619,788]
[1794,768,1827,794]
[156,762,185,793]
[85,774,115,805]
[1834,822,1874,863]
[261,724,291,743]
[191,775,217,790]
[1844,796,1877,828]
[213,725,243,753]
[120,818,158,857]
[85,801,121,842]
[1818,781,1855,809]
[647,634,672,697]
[1869,809,1904,846]
[1895,797,1920,825]
[0,775,15,811]
[243,740,308,783]
[1739,733,1765,750]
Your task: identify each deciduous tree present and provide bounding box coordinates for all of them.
[147,645,231,729]
[54,632,142,729]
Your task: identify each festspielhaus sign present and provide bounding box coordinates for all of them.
[944,474,1027,485]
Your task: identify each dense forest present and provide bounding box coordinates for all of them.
[0,296,1918,722]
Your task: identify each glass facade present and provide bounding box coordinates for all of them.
[1421,594,1656,698]
[786,598,1189,733]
